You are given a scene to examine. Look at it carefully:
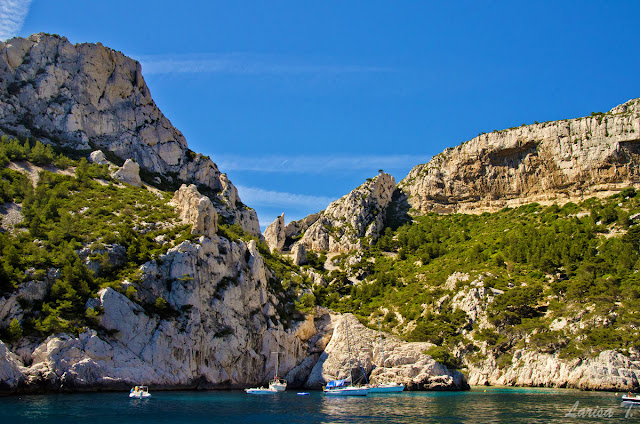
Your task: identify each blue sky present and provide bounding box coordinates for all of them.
[3,1,640,229]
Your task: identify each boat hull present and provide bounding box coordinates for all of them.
[129,392,151,398]
[368,384,405,393]
[324,387,369,396]
[269,379,287,392]
[245,388,278,394]
[622,396,640,403]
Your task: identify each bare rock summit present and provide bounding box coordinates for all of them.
[264,213,286,252]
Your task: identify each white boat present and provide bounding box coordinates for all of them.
[323,317,368,397]
[268,351,287,392]
[368,382,406,393]
[245,387,278,394]
[129,385,151,398]
[622,394,640,403]
[367,318,405,393]
[245,351,287,394]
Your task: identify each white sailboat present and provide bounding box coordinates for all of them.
[323,316,369,396]
[368,318,405,393]
[245,351,287,394]
[268,351,287,392]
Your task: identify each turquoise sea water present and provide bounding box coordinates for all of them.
[0,387,637,423]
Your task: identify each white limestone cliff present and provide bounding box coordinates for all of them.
[0,235,327,392]
[304,314,469,390]
[0,33,259,235]
[264,213,286,252]
[468,350,640,391]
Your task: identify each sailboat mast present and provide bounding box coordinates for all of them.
[378,317,386,372]
[272,351,279,378]
[345,317,353,384]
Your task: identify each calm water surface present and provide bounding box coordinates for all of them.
[1,387,637,423]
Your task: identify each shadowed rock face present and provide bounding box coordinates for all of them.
[0,33,259,235]
[399,98,640,214]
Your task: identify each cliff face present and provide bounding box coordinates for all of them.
[467,350,640,391]
[399,98,640,214]
[287,173,396,253]
[0,33,259,234]
[0,235,323,391]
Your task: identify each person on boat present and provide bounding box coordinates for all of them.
[629,392,634,398]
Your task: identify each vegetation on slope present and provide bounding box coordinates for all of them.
[313,191,640,363]
[0,135,311,343]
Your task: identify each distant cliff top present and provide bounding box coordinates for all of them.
[399,97,640,214]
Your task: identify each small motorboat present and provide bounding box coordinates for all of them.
[622,393,640,403]
[129,385,151,398]
[245,387,278,394]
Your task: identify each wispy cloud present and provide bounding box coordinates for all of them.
[215,154,427,174]
[137,53,392,76]
[0,0,32,41]
[236,185,334,211]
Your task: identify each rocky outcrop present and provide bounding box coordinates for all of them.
[289,173,396,253]
[399,98,640,214]
[468,350,640,391]
[291,243,307,266]
[88,150,109,165]
[111,158,142,186]
[305,314,469,390]
[170,184,218,239]
[79,244,127,277]
[0,341,24,392]
[0,279,51,328]
[445,271,640,391]
[264,213,286,252]
[0,33,259,235]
